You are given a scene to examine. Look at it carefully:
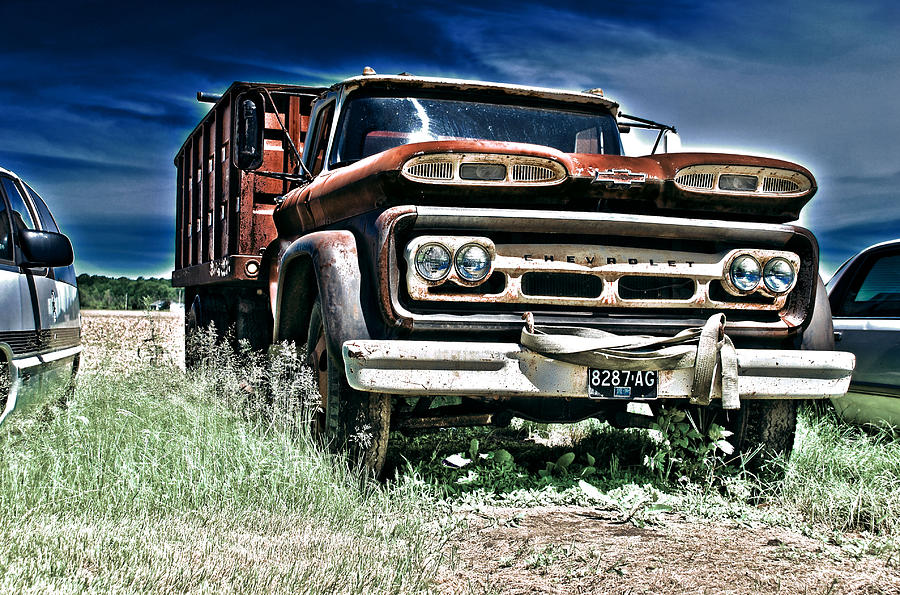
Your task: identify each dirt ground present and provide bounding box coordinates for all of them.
[81,311,900,594]
[437,506,900,594]
[80,309,184,371]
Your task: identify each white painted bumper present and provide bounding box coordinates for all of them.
[342,341,855,400]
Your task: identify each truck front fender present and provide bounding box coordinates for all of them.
[274,231,370,356]
[800,276,834,351]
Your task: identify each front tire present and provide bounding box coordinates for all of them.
[691,400,796,469]
[306,301,390,477]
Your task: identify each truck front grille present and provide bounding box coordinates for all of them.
[521,272,604,298]
[404,240,797,312]
[618,276,695,300]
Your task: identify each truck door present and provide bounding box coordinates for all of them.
[831,246,900,397]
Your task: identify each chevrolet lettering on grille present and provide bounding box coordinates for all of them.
[522,254,694,267]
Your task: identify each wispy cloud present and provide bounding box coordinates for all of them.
[0,0,897,275]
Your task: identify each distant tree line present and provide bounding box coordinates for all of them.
[76,274,182,310]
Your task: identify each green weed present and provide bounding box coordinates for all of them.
[776,405,900,536]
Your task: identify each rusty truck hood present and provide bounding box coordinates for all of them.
[273,140,817,236]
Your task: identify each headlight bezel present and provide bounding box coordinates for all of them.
[722,250,801,297]
[406,236,496,286]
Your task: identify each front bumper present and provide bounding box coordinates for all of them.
[343,340,854,401]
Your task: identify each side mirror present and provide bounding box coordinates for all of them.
[18,229,74,268]
[232,91,265,170]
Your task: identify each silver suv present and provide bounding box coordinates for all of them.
[0,166,80,423]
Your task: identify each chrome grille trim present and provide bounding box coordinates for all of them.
[406,161,453,181]
[674,172,715,189]
[511,164,555,183]
[762,176,800,193]
[401,153,567,185]
[404,238,799,311]
[674,165,811,195]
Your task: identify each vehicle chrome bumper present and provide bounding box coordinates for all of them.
[1,345,82,424]
[343,340,855,400]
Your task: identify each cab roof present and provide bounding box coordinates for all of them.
[333,74,620,115]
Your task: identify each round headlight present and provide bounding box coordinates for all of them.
[415,243,451,281]
[763,257,795,293]
[730,255,761,292]
[455,243,491,282]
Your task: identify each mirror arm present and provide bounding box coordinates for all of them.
[255,87,313,182]
[651,129,665,155]
[619,113,677,133]
[253,170,309,183]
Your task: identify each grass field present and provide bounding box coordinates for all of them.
[2,311,899,593]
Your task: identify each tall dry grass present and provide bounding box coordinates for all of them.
[0,318,447,593]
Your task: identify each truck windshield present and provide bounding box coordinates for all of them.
[330,95,621,166]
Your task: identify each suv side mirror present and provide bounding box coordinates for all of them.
[232,91,265,170]
[18,229,74,268]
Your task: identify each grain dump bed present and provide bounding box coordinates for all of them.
[172,82,325,287]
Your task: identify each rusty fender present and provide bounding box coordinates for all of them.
[273,231,369,357]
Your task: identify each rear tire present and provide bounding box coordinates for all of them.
[184,287,272,369]
[306,301,390,477]
[184,293,203,369]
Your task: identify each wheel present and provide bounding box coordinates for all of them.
[306,301,390,477]
[0,357,9,414]
[185,293,203,369]
[59,354,80,408]
[185,288,272,368]
[690,400,796,470]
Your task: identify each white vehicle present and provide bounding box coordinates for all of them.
[0,166,80,423]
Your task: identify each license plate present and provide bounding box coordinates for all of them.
[588,369,658,399]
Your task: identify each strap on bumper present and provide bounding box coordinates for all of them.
[520,313,740,409]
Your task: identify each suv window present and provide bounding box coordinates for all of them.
[0,176,36,232]
[0,194,11,261]
[837,251,900,317]
[22,181,60,233]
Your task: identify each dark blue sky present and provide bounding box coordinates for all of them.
[1,0,898,277]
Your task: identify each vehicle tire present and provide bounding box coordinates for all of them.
[185,293,203,369]
[306,300,390,477]
[0,356,9,415]
[235,290,272,352]
[690,399,796,470]
[59,354,80,408]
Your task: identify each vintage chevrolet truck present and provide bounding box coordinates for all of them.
[173,69,854,474]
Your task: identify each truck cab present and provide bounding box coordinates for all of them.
[174,70,854,475]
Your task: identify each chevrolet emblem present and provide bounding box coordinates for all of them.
[591,168,647,186]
